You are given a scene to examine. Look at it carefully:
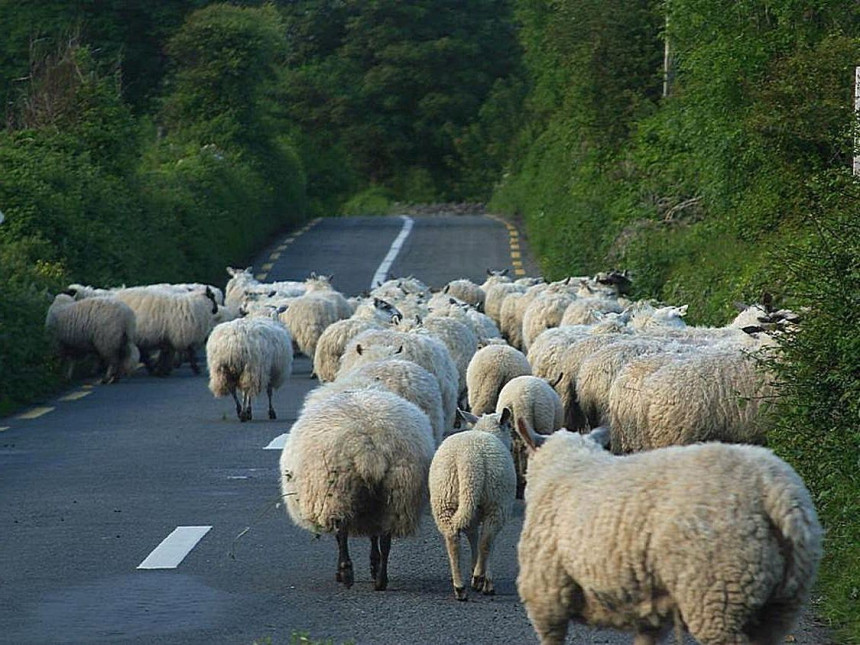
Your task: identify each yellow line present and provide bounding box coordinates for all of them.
[59,391,92,402]
[511,251,521,259]
[269,252,281,260]
[261,262,273,271]
[255,273,268,281]
[510,242,520,250]
[514,268,526,276]
[16,406,54,420]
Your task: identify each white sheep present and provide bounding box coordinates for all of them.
[205,316,293,421]
[280,389,435,590]
[465,343,531,415]
[521,289,578,352]
[429,408,517,601]
[443,278,485,309]
[339,328,459,430]
[45,294,139,383]
[495,375,564,497]
[279,292,346,361]
[559,296,624,326]
[305,355,445,445]
[113,286,218,376]
[515,422,822,645]
[418,314,479,404]
[483,281,525,326]
[608,347,775,453]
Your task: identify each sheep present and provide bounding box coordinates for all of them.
[305,356,445,446]
[498,291,526,348]
[443,278,485,310]
[608,347,776,454]
[205,316,293,421]
[280,389,435,590]
[278,292,346,361]
[479,268,512,291]
[113,286,219,376]
[465,343,531,415]
[225,266,306,307]
[495,375,564,497]
[483,281,526,326]
[429,408,517,601]
[418,314,479,404]
[339,328,459,430]
[514,422,823,645]
[44,294,139,383]
[312,297,402,382]
[521,289,578,352]
[560,296,624,326]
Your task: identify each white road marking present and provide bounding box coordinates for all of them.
[0,426,9,432]
[137,526,212,570]
[264,433,288,450]
[261,262,273,271]
[59,391,92,402]
[370,215,414,289]
[255,273,268,281]
[15,406,54,420]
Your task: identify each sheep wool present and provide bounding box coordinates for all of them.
[281,389,435,590]
[429,409,516,600]
[516,427,823,645]
[466,343,531,415]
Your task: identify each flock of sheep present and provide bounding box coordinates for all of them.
[44,265,822,645]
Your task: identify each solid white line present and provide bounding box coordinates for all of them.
[264,433,288,451]
[137,526,212,570]
[370,216,414,290]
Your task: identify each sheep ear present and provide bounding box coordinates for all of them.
[516,417,546,454]
[456,408,479,427]
[356,344,363,355]
[443,284,450,293]
[587,426,611,449]
[395,345,404,354]
[741,325,765,335]
[549,373,564,389]
[501,268,509,276]
[499,407,513,428]
[677,304,688,316]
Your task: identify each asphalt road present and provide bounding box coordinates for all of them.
[0,214,830,645]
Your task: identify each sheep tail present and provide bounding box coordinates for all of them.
[450,461,483,532]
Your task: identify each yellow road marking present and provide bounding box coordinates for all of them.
[510,242,520,250]
[515,268,526,276]
[16,406,54,420]
[261,263,273,271]
[255,273,268,281]
[59,391,92,402]
[511,251,521,259]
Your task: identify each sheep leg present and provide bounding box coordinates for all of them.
[240,391,253,422]
[230,389,242,420]
[444,533,468,601]
[140,348,156,374]
[632,631,660,645]
[187,346,201,375]
[373,532,391,591]
[466,523,481,591]
[334,524,353,588]
[474,516,503,595]
[370,536,381,581]
[267,385,276,420]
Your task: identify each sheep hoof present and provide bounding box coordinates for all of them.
[336,563,354,588]
[454,587,468,601]
[373,575,388,591]
[482,581,495,596]
[268,410,277,420]
[471,575,485,591]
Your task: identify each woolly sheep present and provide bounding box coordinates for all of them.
[280,389,435,590]
[495,375,564,497]
[420,314,479,404]
[515,422,822,645]
[479,268,511,291]
[279,292,346,361]
[608,347,775,453]
[205,315,293,421]
[521,290,578,352]
[466,343,531,415]
[443,278,485,310]
[305,356,445,446]
[113,286,218,376]
[45,294,139,384]
[560,297,624,326]
[429,408,516,600]
[311,297,402,382]
[339,328,459,430]
[483,281,525,326]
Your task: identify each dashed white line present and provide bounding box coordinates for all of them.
[59,391,91,402]
[15,406,54,420]
[137,526,212,570]
[370,216,414,289]
[264,433,288,451]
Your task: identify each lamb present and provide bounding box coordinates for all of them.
[280,389,435,590]
[305,356,445,445]
[495,375,564,497]
[45,293,139,384]
[465,343,531,415]
[205,315,293,421]
[113,285,219,376]
[515,422,822,645]
[608,347,776,453]
[429,408,517,601]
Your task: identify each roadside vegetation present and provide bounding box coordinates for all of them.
[0,0,856,639]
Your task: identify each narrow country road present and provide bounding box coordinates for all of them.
[0,214,830,645]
